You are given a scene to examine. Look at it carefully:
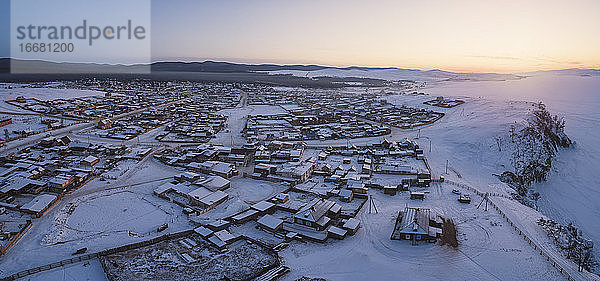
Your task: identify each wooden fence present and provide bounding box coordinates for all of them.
[1,230,284,281]
[444,179,512,200]
[0,221,32,257]
[445,179,587,281]
[0,229,194,281]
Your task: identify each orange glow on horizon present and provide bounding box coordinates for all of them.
[152,0,600,73]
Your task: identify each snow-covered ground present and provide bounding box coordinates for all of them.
[279,185,563,281]
[0,158,193,277]
[0,84,102,115]
[420,74,600,262]
[210,104,287,146]
[277,73,600,279]
[0,83,103,101]
[2,74,598,280]
[228,177,288,204]
[16,258,107,281]
[0,114,75,141]
[211,74,600,280]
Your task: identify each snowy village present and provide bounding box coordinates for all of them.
[0,77,597,281]
[2,0,600,280]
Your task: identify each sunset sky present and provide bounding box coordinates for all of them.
[2,0,600,73]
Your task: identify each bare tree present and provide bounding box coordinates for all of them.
[494,136,502,152]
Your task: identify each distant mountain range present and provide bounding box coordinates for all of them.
[150,61,329,73]
[520,68,600,77]
[1,58,598,82]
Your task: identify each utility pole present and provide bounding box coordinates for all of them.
[429,139,432,153]
[445,160,448,174]
[477,193,489,211]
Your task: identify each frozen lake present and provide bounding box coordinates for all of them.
[425,74,600,257]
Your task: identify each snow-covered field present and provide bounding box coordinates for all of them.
[228,177,288,204]
[42,190,174,245]
[0,83,103,114]
[0,114,75,141]
[211,104,287,146]
[0,159,193,277]
[420,74,600,262]
[16,258,107,281]
[0,83,103,101]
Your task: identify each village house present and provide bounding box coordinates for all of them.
[410,191,426,200]
[251,200,276,214]
[376,164,415,175]
[254,150,271,163]
[155,182,229,209]
[97,119,112,129]
[20,194,58,217]
[205,219,231,232]
[257,214,284,232]
[48,173,77,192]
[190,161,237,178]
[252,163,276,178]
[342,218,361,235]
[327,226,347,240]
[197,190,229,209]
[346,179,368,197]
[230,209,259,224]
[214,229,237,244]
[278,160,316,183]
[175,172,203,183]
[384,185,397,196]
[193,226,214,239]
[40,136,72,148]
[195,175,230,191]
[293,198,341,231]
[392,207,441,243]
[274,193,290,203]
[339,188,354,202]
[0,176,46,196]
[81,155,99,167]
[416,169,432,187]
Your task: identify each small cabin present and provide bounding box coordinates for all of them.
[384,185,397,196]
[410,191,425,200]
[257,214,284,232]
[274,193,290,203]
